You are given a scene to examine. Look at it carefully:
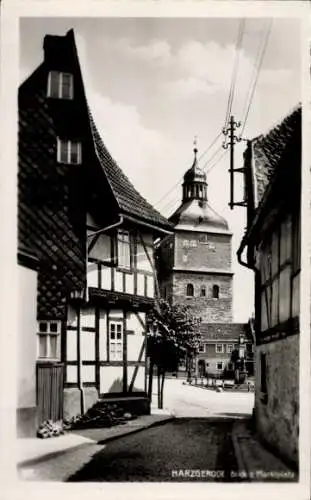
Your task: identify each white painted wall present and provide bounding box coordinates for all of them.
[100,365,123,393]
[17,265,38,409]
[99,310,107,360]
[66,329,77,361]
[137,273,145,296]
[127,312,146,362]
[66,365,78,383]
[81,331,95,360]
[87,261,98,288]
[81,306,95,328]
[82,365,96,383]
[127,365,145,392]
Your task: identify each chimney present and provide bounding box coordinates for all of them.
[43,30,75,71]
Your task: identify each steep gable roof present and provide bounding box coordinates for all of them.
[87,110,173,232]
[252,105,301,204]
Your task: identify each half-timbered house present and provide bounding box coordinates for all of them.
[18,29,172,426]
[238,105,301,468]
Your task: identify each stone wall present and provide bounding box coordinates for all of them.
[174,231,232,271]
[255,334,299,468]
[172,273,233,322]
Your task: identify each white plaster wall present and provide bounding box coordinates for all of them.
[114,270,123,292]
[89,234,110,261]
[137,273,145,296]
[99,310,107,361]
[127,365,145,392]
[100,366,123,393]
[146,276,154,298]
[101,267,111,290]
[67,365,77,383]
[125,273,134,294]
[81,331,95,361]
[66,329,77,361]
[255,335,299,467]
[81,307,95,328]
[17,265,38,409]
[109,310,123,319]
[82,365,95,383]
[127,312,146,362]
[87,262,98,288]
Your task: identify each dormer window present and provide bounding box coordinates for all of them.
[47,71,74,99]
[57,139,82,164]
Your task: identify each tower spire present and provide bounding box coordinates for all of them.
[192,135,198,169]
[182,138,207,203]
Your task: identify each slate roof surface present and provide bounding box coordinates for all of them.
[199,322,252,342]
[252,105,301,204]
[88,111,172,231]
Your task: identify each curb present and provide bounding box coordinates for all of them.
[17,415,175,469]
[17,441,93,469]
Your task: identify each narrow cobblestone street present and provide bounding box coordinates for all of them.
[67,418,238,482]
[19,379,254,482]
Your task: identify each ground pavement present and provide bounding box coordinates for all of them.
[17,378,296,482]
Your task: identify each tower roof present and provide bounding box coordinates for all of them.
[171,141,230,234]
[169,199,230,234]
[183,145,207,184]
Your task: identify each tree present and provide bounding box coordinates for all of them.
[147,299,201,409]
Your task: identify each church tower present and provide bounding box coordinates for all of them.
[157,144,233,323]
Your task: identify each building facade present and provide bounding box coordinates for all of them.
[17,245,39,437]
[157,146,233,323]
[197,322,253,376]
[238,105,301,468]
[18,29,172,428]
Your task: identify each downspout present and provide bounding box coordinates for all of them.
[87,215,124,240]
[77,215,124,414]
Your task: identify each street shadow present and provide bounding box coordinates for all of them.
[65,417,244,482]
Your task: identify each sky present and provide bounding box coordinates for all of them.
[19,16,302,322]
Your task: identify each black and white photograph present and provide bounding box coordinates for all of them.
[0,1,310,498]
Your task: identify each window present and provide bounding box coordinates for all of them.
[212,285,219,299]
[260,211,300,332]
[117,230,131,270]
[199,344,205,353]
[109,321,123,361]
[186,283,194,296]
[57,139,82,164]
[217,362,223,371]
[37,321,61,360]
[226,344,233,354]
[47,71,74,99]
[200,286,206,297]
[216,344,224,353]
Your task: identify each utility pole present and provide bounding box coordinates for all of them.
[222,115,246,210]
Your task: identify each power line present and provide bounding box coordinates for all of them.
[154,131,222,208]
[206,147,229,174]
[201,144,224,170]
[240,19,273,137]
[197,131,222,162]
[224,19,246,129]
